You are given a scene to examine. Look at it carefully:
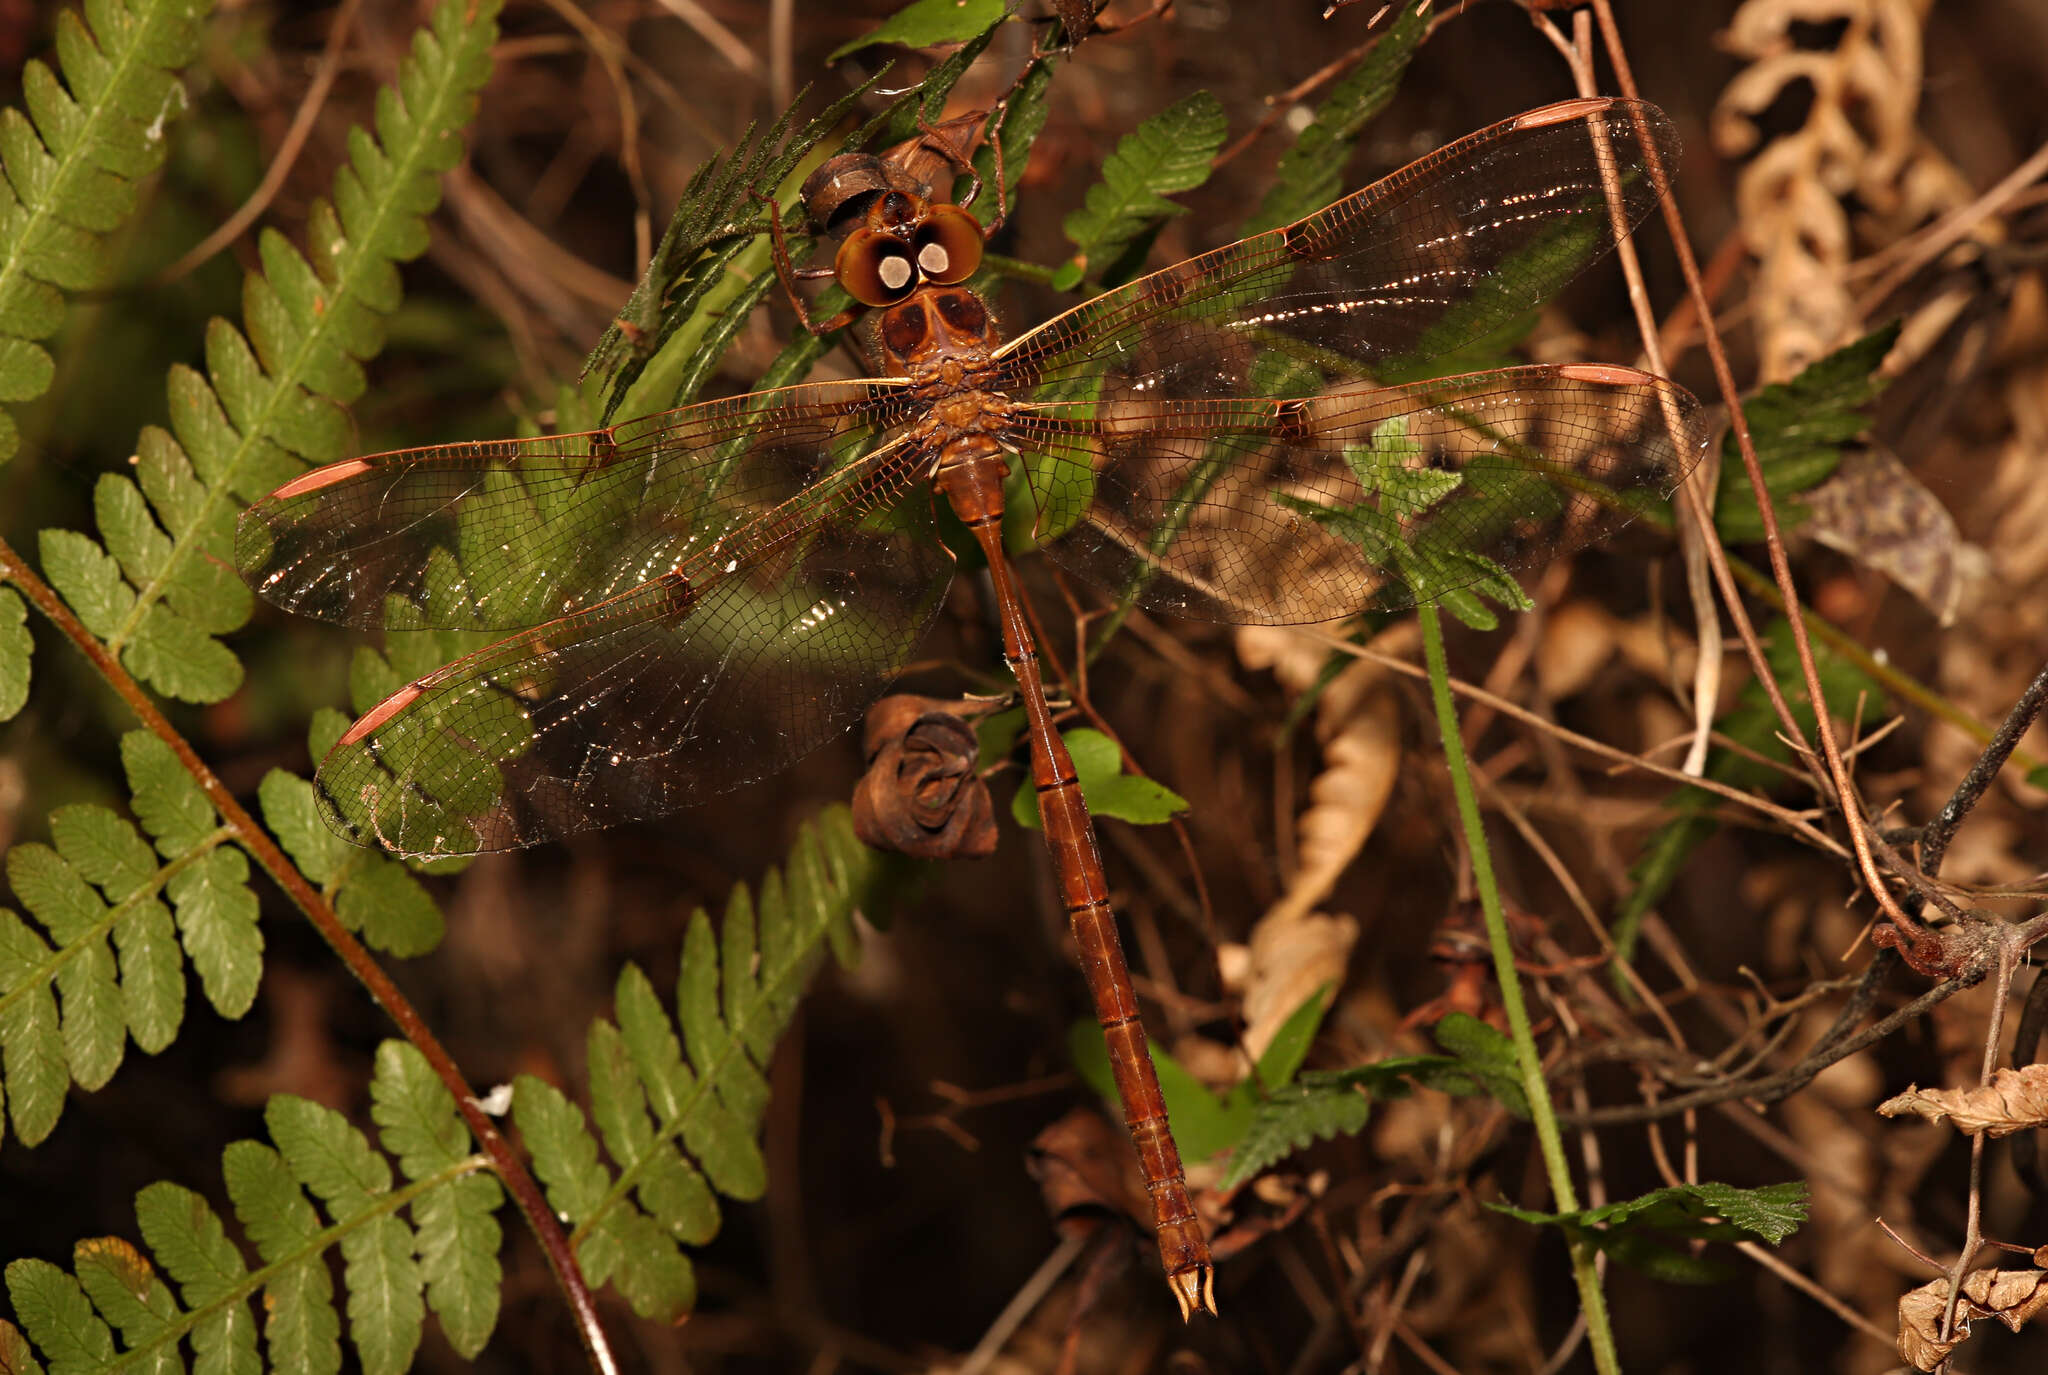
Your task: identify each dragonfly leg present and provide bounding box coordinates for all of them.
[916,110,1006,239]
[751,188,859,336]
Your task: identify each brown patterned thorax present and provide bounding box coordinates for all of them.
[879,284,1017,460]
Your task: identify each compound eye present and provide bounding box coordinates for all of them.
[835,229,917,306]
[914,205,984,285]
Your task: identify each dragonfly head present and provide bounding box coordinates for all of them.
[833,192,985,309]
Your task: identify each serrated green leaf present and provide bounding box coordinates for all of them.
[335,858,444,957]
[6,842,102,941]
[166,846,262,1019]
[1221,1080,1373,1189]
[0,909,66,1146]
[0,587,29,721]
[95,473,173,587]
[827,0,1008,62]
[38,529,132,639]
[409,1171,502,1357]
[268,1094,394,1207]
[1058,91,1226,290]
[132,1180,261,1374]
[513,1073,614,1222]
[678,913,766,1125]
[264,1096,425,1375]
[369,1041,468,1175]
[1432,1013,1528,1118]
[121,730,217,856]
[614,965,723,1245]
[597,1207,695,1321]
[1491,1180,1811,1264]
[338,1217,424,1375]
[55,930,122,1091]
[50,804,155,901]
[1716,325,1899,543]
[120,603,240,703]
[4,1259,115,1372]
[72,1237,181,1375]
[1012,727,1188,829]
[222,1140,341,1375]
[1244,0,1428,234]
[258,769,353,887]
[368,1044,501,1354]
[113,898,182,1055]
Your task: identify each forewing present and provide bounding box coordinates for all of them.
[313,443,951,857]
[237,380,915,630]
[992,98,1678,402]
[1005,365,1710,624]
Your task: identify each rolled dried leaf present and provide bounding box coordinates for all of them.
[851,694,998,860]
[1877,1064,2048,1138]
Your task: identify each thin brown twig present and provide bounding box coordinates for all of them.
[1529,6,1725,782]
[154,0,366,287]
[0,538,621,1375]
[1853,137,2048,318]
[1591,1,1924,948]
[1304,629,1847,856]
[534,0,654,273]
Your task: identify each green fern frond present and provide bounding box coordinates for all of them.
[514,806,891,1321]
[1053,90,1226,291]
[0,1041,503,1372]
[0,0,211,467]
[0,728,269,1147]
[1242,0,1427,235]
[0,587,26,721]
[25,0,501,706]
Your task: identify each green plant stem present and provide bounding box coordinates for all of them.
[1418,603,1620,1375]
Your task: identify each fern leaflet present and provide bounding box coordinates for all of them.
[0,1042,502,1373]
[0,0,211,465]
[515,807,893,1321]
[24,0,501,705]
[1053,89,1226,291]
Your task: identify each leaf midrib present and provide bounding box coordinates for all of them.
[107,17,487,655]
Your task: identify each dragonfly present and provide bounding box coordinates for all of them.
[237,95,1709,1320]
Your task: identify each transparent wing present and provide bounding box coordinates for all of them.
[237,379,915,631]
[991,98,1678,403]
[313,442,951,857]
[1004,365,1710,624]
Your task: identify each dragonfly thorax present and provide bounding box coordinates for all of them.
[877,286,1003,378]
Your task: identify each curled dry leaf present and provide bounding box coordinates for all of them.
[851,694,998,860]
[1715,0,1976,381]
[1533,599,1618,702]
[1226,622,1415,1060]
[1898,1266,2048,1370]
[1799,445,1990,626]
[1877,1064,2048,1137]
[1029,1105,1149,1235]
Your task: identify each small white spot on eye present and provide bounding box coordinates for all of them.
[918,242,950,276]
[879,255,913,290]
[610,752,621,765]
